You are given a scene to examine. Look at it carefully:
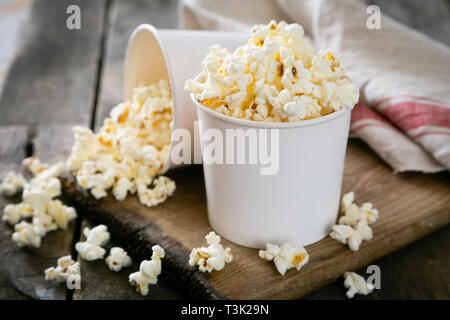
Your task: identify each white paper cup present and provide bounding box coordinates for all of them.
[194,96,351,249]
[123,24,248,173]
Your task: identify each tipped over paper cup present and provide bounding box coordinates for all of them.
[124,24,248,172]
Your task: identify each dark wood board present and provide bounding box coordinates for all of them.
[61,139,450,299]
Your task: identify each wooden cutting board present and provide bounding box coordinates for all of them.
[60,139,450,299]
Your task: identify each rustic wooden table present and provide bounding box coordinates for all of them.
[0,0,449,300]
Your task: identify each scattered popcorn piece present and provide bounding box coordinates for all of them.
[83,224,110,246]
[129,245,165,296]
[2,203,33,225]
[23,157,49,176]
[68,81,176,207]
[75,242,106,261]
[0,171,26,196]
[45,255,81,289]
[137,176,176,207]
[185,21,358,122]
[259,242,309,275]
[343,271,374,299]
[12,221,43,248]
[339,192,379,226]
[330,192,378,251]
[188,231,233,273]
[106,247,132,272]
[75,225,110,261]
[330,218,372,251]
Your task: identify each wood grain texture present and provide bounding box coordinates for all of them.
[0,126,33,300]
[0,0,106,126]
[61,139,450,299]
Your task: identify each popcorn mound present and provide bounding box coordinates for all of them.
[330,192,379,251]
[1,158,77,248]
[68,80,176,207]
[185,20,359,122]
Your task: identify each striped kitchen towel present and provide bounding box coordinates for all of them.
[180,0,450,173]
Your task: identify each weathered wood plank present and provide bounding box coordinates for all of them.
[0,0,106,125]
[61,140,450,299]
[94,0,179,129]
[0,126,33,300]
[0,0,107,299]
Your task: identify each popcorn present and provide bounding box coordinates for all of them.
[339,192,379,226]
[83,224,110,246]
[185,21,358,122]
[23,157,49,176]
[343,271,374,299]
[259,242,309,276]
[129,245,165,296]
[137,176,176,208]
[188,231,233,273]
[0,171,26,196]
[75,225,110,261]
[47,200,77,230]
[330,192,378,251]
[330,218,372,251]
[2,203,33,225]
[75,242,106,261]
[106,247,132,272]
[2,159,78,248]
[45,255,81,289]
[69,81,176,207]
[12,221,43,248]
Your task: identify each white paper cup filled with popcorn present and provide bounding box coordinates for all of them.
[124,24,249,172]
[186,21,359,249]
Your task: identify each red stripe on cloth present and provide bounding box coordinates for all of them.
[379,102,450,132]
[351,103,391,125]
[373,95,450,108]
[350,103,392,134]
[351,122,392,134]
[412,131,450,139]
